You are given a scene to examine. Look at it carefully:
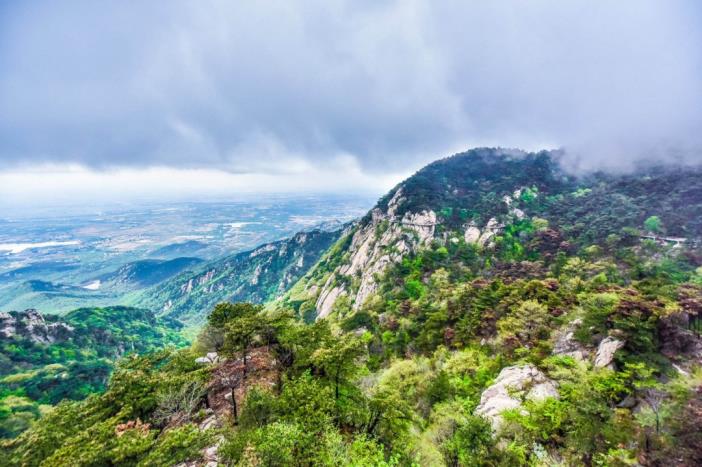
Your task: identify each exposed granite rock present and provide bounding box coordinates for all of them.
[0,309,74,344]
[552,319,589,360]
[314,185,439,317]
[195,352,221,365]
[594,337,625,369]
[464,225,481,244]
[0,311,16,338]
[315,275,347,319]
[475,365,558,430]
[478,218,503,247]
[175,436,222,467]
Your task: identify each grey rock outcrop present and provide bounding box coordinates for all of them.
[315,276,347,319]
[552,319,589,360]
[464,225,481,244]
[0,309,74,344]
[0,311,16,338]
[475,365,559,430]
[594,337,625,369]
[195,352,221,365]
[314,186,438,317]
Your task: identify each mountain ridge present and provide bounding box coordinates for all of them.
[278,148,702,321]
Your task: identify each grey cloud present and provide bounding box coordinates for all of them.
[1,0,701,174]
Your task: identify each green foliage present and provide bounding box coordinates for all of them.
[4,348,211,466]
[138,423,212,467]
[644,215,663,233]
[208,302,263,328]
[441,415,501,466]
[9,150,702,464]
[404,279,426,300]
[497,299,551,356]
[0,307,186,439]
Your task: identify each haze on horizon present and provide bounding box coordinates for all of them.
[1,0,701,208]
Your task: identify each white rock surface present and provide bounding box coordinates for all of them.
[401,210,437,244]
[511,208,525,220]
[316,283,346,319]
[464,225,481,244]
[478,218,503,247]
[552,319,588,360]
[314,184,439,316]
[594,337,625,368]
[475,365,559,430]
[0,312,16,338]
[195,352,221,365]
[0,309,74,343]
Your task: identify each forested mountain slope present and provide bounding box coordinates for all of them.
[282,148,702,320]
[97,257,205,291]
[128,229,343,326]
[6,149,702,466]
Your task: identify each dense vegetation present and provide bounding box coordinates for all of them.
[129,229,342,327]
[0,307,186,439]
[4,150,702,465]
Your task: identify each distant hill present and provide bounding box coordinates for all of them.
[0,258,204,314]
[97,257,204,290]
[0,279,115,315]
[149,240,208,259]
[0,262,79,282]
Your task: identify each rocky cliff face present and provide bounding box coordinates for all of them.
[314,188,438,318]
[0,309,74,344]
[312,185,535,318]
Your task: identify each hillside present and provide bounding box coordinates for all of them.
[0,306,186,438]
[283,148,702,319]
[149,240,209,259]
[97,257,204,291]
[129,228,343,326]
[6,149,702,466]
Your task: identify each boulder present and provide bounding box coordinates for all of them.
[0,311,16,338]
[0,309,74,344]
[464,225,481,244]
[195,352,221,365]
[475,365,558,430]
[594,337,625,369]
[478,218,503,247]
[552,319,589,360]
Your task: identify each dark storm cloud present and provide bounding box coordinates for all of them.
[1,0,701,173]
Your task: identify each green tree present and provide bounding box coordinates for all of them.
[441,415,499,467]
[497,300,550,352]
[311,333,367,402]
[208,302,262,328]
[643,215,663,234]
[222,314,263,380]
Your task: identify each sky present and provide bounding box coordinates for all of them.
[1,0,701,207]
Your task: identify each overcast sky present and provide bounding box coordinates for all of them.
[1,1,701,207]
